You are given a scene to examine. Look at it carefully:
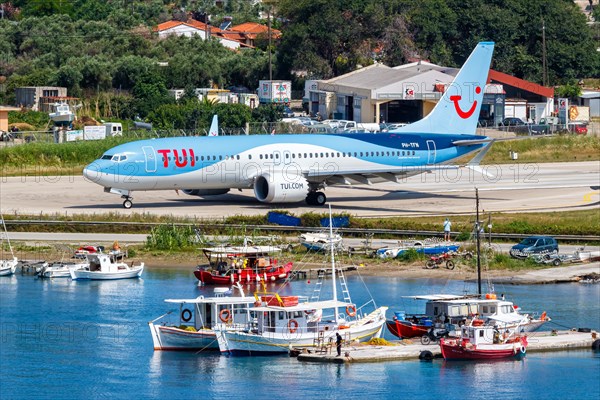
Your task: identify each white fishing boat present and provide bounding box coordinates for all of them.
[70,253,143,280]
[299,231,343,251]
[0,214,18,276]
[0,257,18,276]
[49,102,75,124]
[40,260,89,278]
[215,206,387,355]
[149,284,258,351]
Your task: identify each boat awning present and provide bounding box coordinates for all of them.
[401,294,474,301]
[202,245,282,256]
[487,314,526,324]
[165,297,255,305]
[250,299,351,312]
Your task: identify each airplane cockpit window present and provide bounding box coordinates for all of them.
[111,154,127,162]
[101,155,112,160]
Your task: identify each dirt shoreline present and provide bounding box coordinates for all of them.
[142,255,599,284]
[16,250,599,284]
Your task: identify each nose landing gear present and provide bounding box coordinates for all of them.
[121,195,133,209]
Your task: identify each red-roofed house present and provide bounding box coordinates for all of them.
[228,22,281,47]
[153,20,245,50]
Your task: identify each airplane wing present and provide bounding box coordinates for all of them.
[305,165,462,185]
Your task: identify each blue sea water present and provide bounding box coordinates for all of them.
[1,267,599,399]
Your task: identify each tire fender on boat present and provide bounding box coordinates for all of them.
[288,319,299,334]
[181,309,192,322]
[219,309,232,323]
[346,305,357,317]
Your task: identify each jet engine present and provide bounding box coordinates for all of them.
[182,189,230,196]
[253,173,309,203]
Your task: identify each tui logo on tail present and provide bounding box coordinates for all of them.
[450,86,482,119]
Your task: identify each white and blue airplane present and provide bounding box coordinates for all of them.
[84,42,496,209]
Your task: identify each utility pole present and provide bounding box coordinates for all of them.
[475,188,482,297]
[268,7,272,81]
[542,18,548,87]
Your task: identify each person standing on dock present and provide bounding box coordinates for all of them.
[336,332,342,356]
[443,218,452,241]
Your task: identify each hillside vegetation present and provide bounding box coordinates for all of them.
[1,0,598,129]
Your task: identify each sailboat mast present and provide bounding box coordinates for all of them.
[1,214,14,257]
[476,188,482,296]
[328,205,339,323]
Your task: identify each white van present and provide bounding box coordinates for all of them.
[104,123,123,137]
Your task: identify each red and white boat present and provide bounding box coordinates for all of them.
[387,294,549,339]
[440,316,528,360]
[194,245,293,285]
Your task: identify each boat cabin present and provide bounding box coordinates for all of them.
[201,245,282,275]
[249,298,349,336]
[87,254,127,273]
[401,294,523,326]
[166,287,257,330]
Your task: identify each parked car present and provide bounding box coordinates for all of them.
[380,123,408,132]
[509,236,559,259]
[569,122,588,135]
[501,117,526,126]
[282,106,294,118]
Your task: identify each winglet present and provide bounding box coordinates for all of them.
[464,140,496,178]
[396,42,495,136]
[208,115,219,136]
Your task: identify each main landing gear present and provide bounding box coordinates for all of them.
[121,195,133,209]
[306,191,326,206]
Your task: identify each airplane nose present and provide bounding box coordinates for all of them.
[82,163,102,184]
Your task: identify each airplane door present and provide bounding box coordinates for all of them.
[142,146,157,172]
[273,150,282,166]
[426,140,436,164]
[282,150,291,165]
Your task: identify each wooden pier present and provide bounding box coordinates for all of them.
[295,329,598,363]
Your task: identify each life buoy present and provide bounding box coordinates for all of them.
[346,305,357,317]
[219,309,232,323]
[288,319,299,333]
[181,309,192,322]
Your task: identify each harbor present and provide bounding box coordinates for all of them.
[296,330,599,363]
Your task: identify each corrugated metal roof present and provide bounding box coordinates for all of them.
[322,64,423,90]
[580,91,600,99]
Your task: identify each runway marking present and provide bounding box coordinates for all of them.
[582,192,599,203]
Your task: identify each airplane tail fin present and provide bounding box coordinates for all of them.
[397,42,495,136]
[208,115,219,136]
